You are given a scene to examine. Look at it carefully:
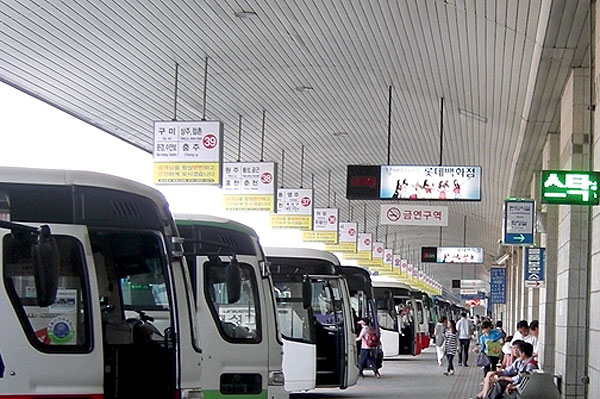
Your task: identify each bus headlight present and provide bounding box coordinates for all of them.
[268,370,285,386]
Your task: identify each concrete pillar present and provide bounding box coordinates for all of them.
[518,247,529,320]
[588,5,600,396]
[528,176,541,321]
[554,68,590,399]
[538,132,560,373]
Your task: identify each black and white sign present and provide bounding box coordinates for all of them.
[339,222,358,243]
[314,208,339,232]
[223,162,276,194]
[358,233,372,251]
[380,204,449,226]
[276,188,313,215]
[154,120,222,162]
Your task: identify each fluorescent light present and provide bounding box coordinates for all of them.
[234,10,257,19]
[295,86,314,93]
[458,107,488,123]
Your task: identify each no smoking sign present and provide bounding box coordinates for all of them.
[386,207,401,222]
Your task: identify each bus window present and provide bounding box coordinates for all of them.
[3,234,91,352]
[273,278,314,343]
[205,262,261,343]
[416,302,424,325]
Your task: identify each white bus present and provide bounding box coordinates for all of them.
[176,216,287,399]
[372,279,421,357]
[0,167,201,399]
[265,248,359,392]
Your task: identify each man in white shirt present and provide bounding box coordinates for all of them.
[456,312,473,366]
[510,320,537,350]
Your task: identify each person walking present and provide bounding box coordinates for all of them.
[444,320,458,376]
[457,312,473,366]
[434,316,447,366]
[356,318,380,378]
[476,320,503,376]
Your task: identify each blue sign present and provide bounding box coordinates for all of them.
[490,267,506,304]
[503,200,535,245]
[524,248,545,288]
[460,292,486,300]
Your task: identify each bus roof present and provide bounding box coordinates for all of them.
[175,214,259,237]
[264,247,340,265]
[371,278,413,291]
[0,166,167,209]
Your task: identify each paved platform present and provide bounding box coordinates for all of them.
[292,347,482,399]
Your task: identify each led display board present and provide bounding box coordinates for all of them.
[381,165,481,201]
[422,246,484,263]
[541,170,600,205]
[347,165,482,201]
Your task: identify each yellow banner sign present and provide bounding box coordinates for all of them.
[360,258,385,268]
[223,194,275,212]
[154,162,219,184]
[269,214,312,230]
[344,250,372,262]
[301,231,338,244]
[324,242,358,253]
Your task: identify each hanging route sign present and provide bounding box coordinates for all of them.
[503,199,535,245]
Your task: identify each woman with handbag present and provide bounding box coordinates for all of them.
[475,320,504,376]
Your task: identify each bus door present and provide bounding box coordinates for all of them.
[374,288,400,357]
[395,296,419,355]
[338,276,359,388]
[311,276,355,388]
[0,223,103,397]
[272,273,317,392]
[415,299,428,349]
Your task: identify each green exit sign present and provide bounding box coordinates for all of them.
[541,170,600,205]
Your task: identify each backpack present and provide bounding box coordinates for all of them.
[366,328,379,348]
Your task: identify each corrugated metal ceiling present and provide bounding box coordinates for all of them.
[0,0,591,277]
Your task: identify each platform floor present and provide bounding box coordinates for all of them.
[292,347,483,399]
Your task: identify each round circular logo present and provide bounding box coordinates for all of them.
[47,316,75,344]
[377,246,383,253]
[328,215,337,224]
[348,228,356,236]
[394,258,400,265]
[202,134,218,149]
[364,238,371,246]
[300,197,311,207]
[386,207,401,222]
[260,172,273,184]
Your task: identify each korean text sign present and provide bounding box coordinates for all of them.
[503,200,535,245]
[524,248,545,288]
[380,165,481,201]
[153,120,223,184]
[380,204,448,226]
[276,188,313,214]
[541,170,600,205]
[490,267,506,304]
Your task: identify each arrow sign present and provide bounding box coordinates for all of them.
[515,234,526,243]
[503,200,535,245]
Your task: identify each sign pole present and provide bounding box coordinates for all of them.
[201,56,209,121]
[172,62,179,121]
[260,110,266,161]
[299,144,305,188]
[237,114,243,162]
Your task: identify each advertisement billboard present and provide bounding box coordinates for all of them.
[380,165,481,201]
[422,246,484,263]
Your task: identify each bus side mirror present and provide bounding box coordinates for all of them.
[31,227,60,308]
[302,278,312,309]
[225,257,242,304]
